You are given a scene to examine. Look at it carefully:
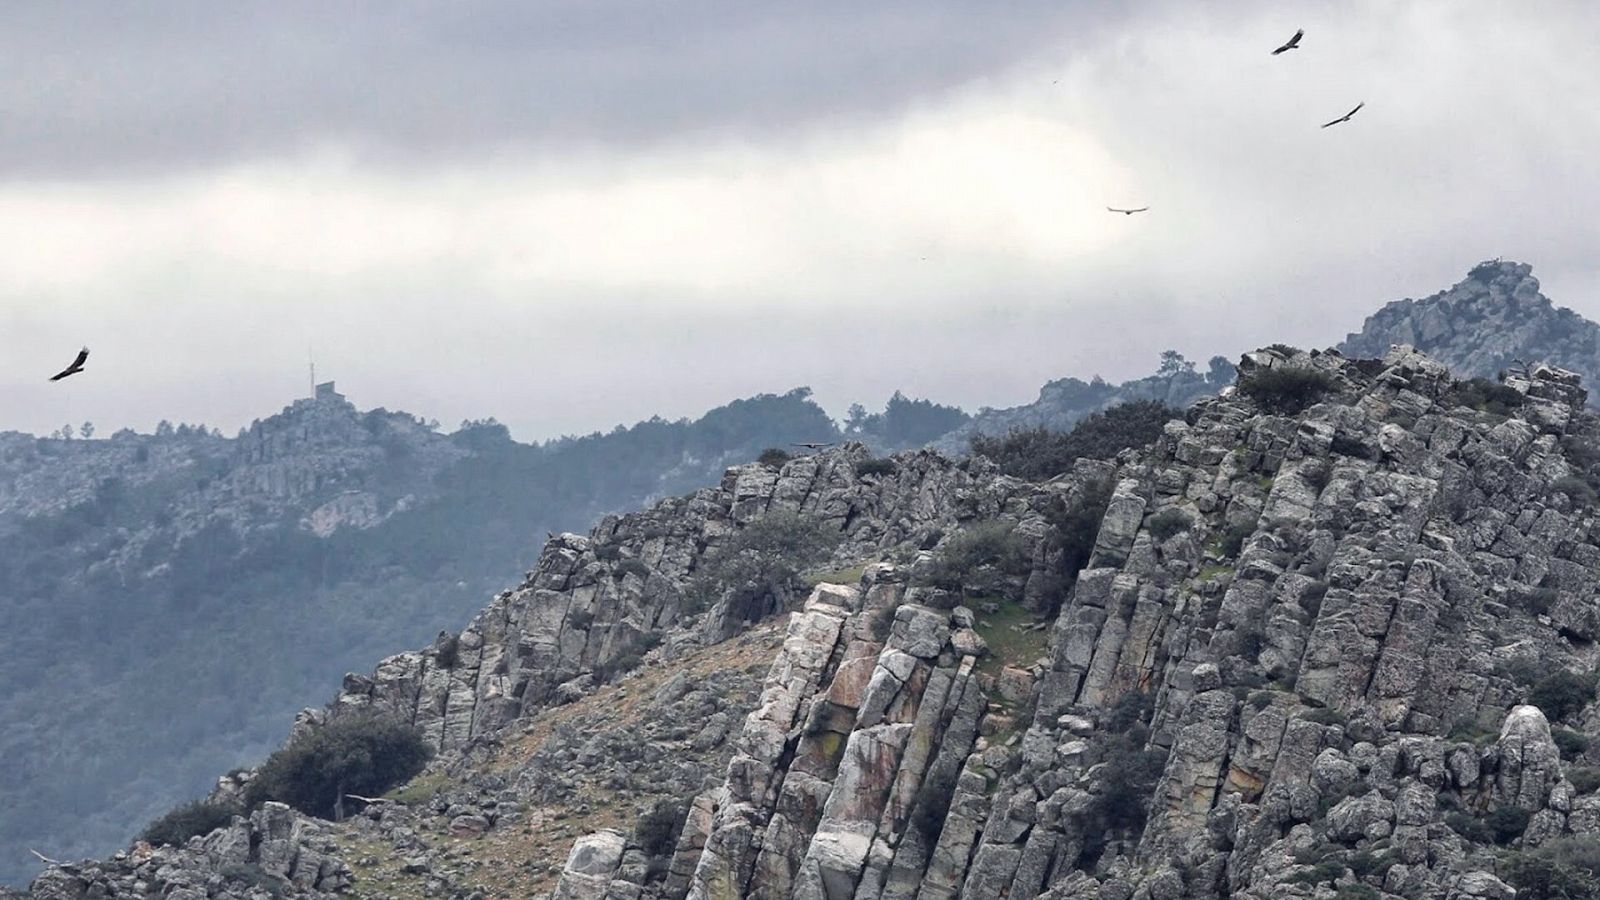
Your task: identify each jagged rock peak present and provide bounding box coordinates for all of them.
[1341,260,1600,398]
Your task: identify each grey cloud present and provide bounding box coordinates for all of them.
[0,1,1125,176]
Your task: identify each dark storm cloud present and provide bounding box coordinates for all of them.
[0,1,1122,176]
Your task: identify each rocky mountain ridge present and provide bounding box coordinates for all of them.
[935,259,1600,460]
[20,341,1600,899]
[1341,260,1600,395]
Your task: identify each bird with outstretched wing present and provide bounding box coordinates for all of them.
[1107,206,1149,215]
[1271,29,1304,55]
[49,347,88,381]
[1321,102,1365,128]
[792,442,835,450]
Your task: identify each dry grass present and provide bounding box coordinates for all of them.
[336,617,788,898]
[972,597,1050,678]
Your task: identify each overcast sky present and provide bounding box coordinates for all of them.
[3,0,1598,440]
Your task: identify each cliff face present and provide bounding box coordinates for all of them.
[24,344,1600,900]
[1341,259,1600,395]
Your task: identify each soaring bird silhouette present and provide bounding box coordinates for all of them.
[1271,29,1304,55]
[1107,206,1149,216]
[791,442,834,450]
[49,347,88,381]
[1321,102,1365,128]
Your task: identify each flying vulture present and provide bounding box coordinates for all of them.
[1107,206,1149,216]
[792,442,835,450]
[49,347,88,381]
[1321,102,1365,128]
[1271,29,1304,55]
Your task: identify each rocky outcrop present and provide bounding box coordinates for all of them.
[323,445,1072,752]
[1342,258,1600,400]
[18,803,348,900]
[546,344,1600,899]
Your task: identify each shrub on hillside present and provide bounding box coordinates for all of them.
[1146,508,1193,541]
[1503,836,1600,899]
[918,521,1029,591]
[1102,689,1154,734]
[855,458,897,478]
[1238,367,1336,415]
[1042,478,1114,599]
[1553,475,1598,507]
[1217,523,1253,559]
[970,401,1181,480]
[1445,811,1494,844]
[1554,728,1590,760]
[139,798,240,847]
[688,510,841,610]
[757,447,792,468]
[1446,377,1524,417]
[435,633,461,669]
[1487,806,1532,845]
[244,713,432,819]
[1531,669,1596,722]
[1570,767,1600,795]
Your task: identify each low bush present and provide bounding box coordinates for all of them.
[918,521,1029,592]
[1487,806,1532,844]
[1445,811,1494,844]
[1146,508,1193,541]
[1569,767,1600,795]
[434,633,461,669]
[1103,689,1154,733]
[1503,836,1600,899]
[1043,478,1113,593]
[687,510,841,613]
[1286,860,1345,887]
[1531,669,1596,722]
[244,713,432,819]
[970,401,1181,480]
[1239,367,1336,415]
[1554,727,1590,760]
[1446,377,1525,417]
[757,447,792,468]
[1553,475,1598,508]
[1217,523,1253,559]
[139,798,240,847]
[855,458,897,478]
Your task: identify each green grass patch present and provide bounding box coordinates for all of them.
[805,562,870,588]
[972,597,1050,677]
[383,772,459,806]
